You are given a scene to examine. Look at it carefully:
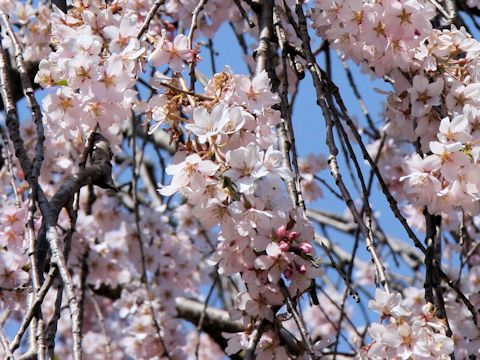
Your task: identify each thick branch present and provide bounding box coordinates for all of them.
[36,133,116,270]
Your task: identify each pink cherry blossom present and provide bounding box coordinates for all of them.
[159,153,219,196]
[149,33,194,72]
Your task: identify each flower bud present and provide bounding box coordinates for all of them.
[288,231,299,241]
[276,225,287,239]
[300,243,313,254]
[279,241,290,252]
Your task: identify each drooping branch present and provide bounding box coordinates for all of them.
[244,319,268,360]
[187,0,208,91]
[294,0,391,294]
[272,6,304,209]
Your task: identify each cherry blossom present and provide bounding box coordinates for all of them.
[3,0,480,359]
[149,32,195,72]
[159,153,219,196]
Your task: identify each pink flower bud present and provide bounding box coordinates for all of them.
[279,241,290,252]
[276,225,287,239]
[300,243,313,254]
[284,267,293,279]
[297,264,307,274]
[288,231,299,241]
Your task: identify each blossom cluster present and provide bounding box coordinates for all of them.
[34,1,143,150]
[357,283,480,359]
[357,288,454,359]
[311,0,480,216]
[0,177,228,359]
[388,26,480,215]
[0,1,325,357]
[150,69,321,356]
[5,2,52,62]
[0,122,39,314]
[1,129,211,358]
[311,0,436,76]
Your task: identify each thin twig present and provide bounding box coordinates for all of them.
[207,39,217,74]
[279,280,314,359]
[341,61,379,139]
[314,234,360,302]
[187,0,208,91]
[313,175,343,200]
[233,0,255,27]
[0,125,21,206]
[137,0,167,39]
[325,73,427,255]
[333,112,389,291]
[158,81,214,101]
